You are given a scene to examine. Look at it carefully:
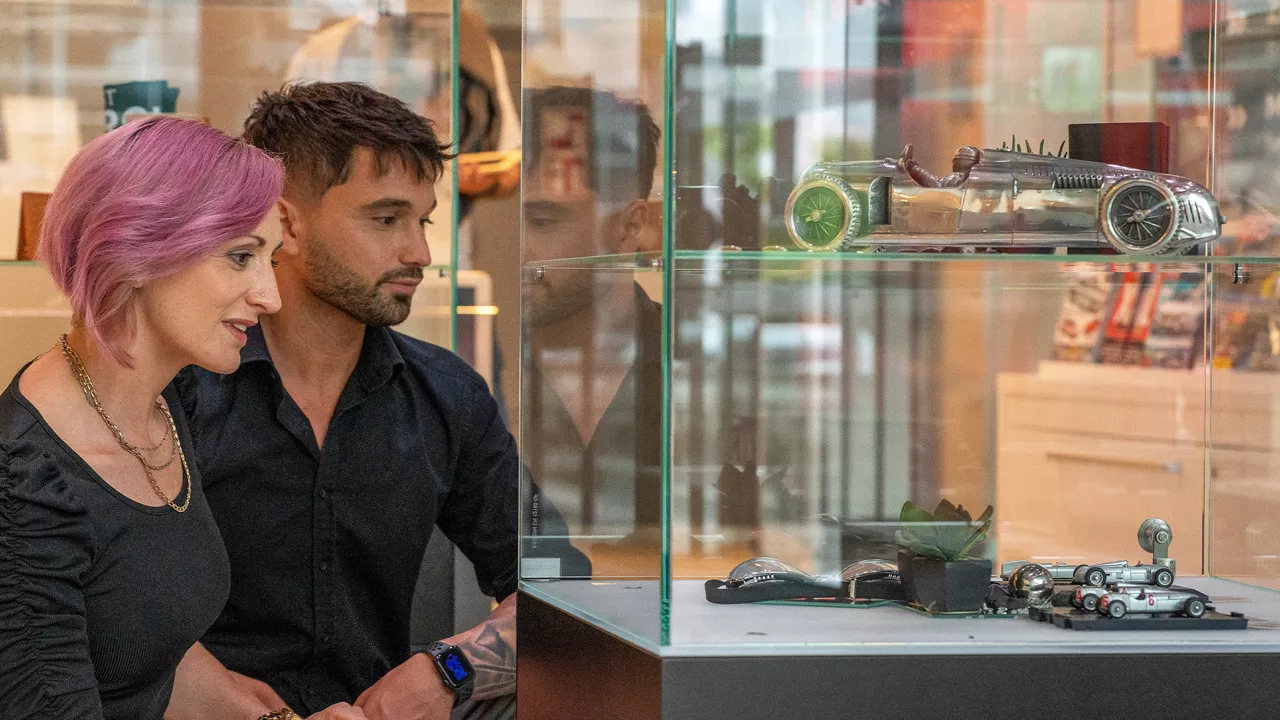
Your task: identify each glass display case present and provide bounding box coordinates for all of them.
[517,1,1280,716]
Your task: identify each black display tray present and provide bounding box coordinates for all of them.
[1029,605,1249,630]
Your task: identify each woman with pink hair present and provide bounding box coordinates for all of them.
[0,118,364,720]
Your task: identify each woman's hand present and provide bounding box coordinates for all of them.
[306,702,368,720]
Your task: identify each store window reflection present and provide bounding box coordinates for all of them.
[0,0,476,388]
[0,0,475,262]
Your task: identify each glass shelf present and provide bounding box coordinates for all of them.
[519,249,1278,270]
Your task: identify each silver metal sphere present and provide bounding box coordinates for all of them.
[1009,563,1055,605]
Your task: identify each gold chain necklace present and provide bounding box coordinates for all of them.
[59,335,190,512]
[61,335,176,471]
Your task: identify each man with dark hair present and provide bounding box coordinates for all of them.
[519,86,666,572]
[176,81,568,720]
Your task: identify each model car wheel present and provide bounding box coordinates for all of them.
[1082,594,1099,612]
[1100,178,1180,254]
[1153,567,1174,588]
[1184,598,1206,619]
[785,173,867,251]
[1107,599,1127,619]
[1084,567,1107,587]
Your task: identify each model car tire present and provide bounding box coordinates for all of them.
[1154,567,1174,588]
[1099,178,1180,254]
[1184,598,1206,619]
[1082,594,1099,612]
[1084,567,1107,587]
[1107,600,1127,619]
[785,173,867,251]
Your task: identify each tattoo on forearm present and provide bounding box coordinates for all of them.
[450,597,516,701]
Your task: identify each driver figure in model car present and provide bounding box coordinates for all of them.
[900,144,982,188]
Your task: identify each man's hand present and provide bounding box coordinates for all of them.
[306,702,368,720]
[355,653,454,720]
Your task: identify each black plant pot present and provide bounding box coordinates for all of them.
[896,549,917,603]
[907,557,992,613]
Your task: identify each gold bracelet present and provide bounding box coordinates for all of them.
[258,710,301,720]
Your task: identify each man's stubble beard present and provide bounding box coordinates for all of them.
[304,236,414,327]
[527,268,595,328]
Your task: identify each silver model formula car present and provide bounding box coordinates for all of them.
[784,145,1222,255]
[1072,584,1146,613]
[1097,588,1207,619]
[1075,560,1175,588]
[999,560,1080,583]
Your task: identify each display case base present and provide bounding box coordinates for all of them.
[1029,605,1249,630]
[519,589,1280,720]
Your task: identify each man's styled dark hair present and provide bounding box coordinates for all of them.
[523,86,660,202]
[244,81,453,201]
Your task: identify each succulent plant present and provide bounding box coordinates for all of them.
[896,499,994,562]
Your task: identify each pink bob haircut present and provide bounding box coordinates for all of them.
[39,116,284,366]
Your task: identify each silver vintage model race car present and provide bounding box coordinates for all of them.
[999,560,1080,583]
[785,145,1222,255]
[1075,560,1175,588]
[1097,588,1207,619]
[1072,584,1147,613]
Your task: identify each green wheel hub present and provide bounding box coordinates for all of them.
[785,173,865,251]
[793,186,845,245]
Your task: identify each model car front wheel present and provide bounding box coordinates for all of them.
[1107,600,1128,619]
[1184,598,1206,619]
[1082,594,1099,612]
[1100,178,1181,254]
[1153,567,1174,588]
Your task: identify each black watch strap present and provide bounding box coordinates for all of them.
[426,642,474,707]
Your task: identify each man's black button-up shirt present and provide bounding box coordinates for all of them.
[174,325,519,713]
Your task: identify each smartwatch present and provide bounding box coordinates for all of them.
[425,642,475,707]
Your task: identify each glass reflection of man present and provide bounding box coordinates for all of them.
[521,87,664,571]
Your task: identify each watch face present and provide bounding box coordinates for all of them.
[436,647,474,688]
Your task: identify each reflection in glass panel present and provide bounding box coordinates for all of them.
[1209,262,1280,591]
[666,256,1224,647]
[1215,1,1280,257]
[519,0,668,608]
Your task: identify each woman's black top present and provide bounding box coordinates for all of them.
[0,370,230,720]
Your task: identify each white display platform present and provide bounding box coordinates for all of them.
[521,577,1280,657]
